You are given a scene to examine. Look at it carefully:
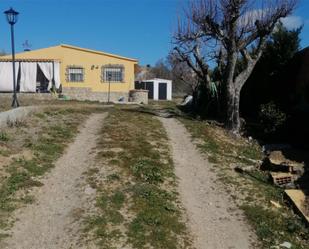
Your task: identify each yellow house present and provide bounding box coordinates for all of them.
[0,44,138,102]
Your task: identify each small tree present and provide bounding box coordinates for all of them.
[175,0,297,134]
[150,59,172,80]
[168,51,200,97]
[241,21,302,116]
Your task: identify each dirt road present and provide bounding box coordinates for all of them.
[1,113,107,249]
[160,117,257,249]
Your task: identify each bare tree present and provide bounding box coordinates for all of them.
[174,0,297,134]
[150,59,172,79]
[168,51,200,96]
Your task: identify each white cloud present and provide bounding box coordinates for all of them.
[281,16,303,29]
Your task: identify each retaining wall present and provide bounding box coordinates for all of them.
[0,106,40,128]
[0,93,55,101]
[62,87,129,103]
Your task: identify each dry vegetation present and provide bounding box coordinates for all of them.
[82,107,192,249]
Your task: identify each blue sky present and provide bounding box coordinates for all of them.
[0,0,308,65]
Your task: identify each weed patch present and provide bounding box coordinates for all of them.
[0,132,9,142]
[84,108,191,249]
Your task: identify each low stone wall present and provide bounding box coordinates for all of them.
[0,106,40,128]
[129,90,148,104]
[0,93,55,101]
[62,87,129,103]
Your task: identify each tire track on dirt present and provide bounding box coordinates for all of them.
[1,113,107,249]
[160,117,257,249]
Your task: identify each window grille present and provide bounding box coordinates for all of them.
[101,65,124,83]
[66,66,84,82]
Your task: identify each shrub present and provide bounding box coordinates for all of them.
[259,102,287,134]
[0,132,9,142]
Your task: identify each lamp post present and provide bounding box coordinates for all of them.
[107,72,112,103]
[4,7,19,108]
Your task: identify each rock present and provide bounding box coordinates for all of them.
[279,241,292,248]
[269,151,304,168]
[84,185,96,195]
[262,150,304,174]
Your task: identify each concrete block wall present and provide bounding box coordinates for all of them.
[0,93,55,101]
[62,87,129,102]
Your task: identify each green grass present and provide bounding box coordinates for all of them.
[84,108,191,249]
[242,204,309,249]
[0,132,9,142]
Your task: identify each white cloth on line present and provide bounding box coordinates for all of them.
[53,61,61,89]
[0,62,20,92]
[38,62,53,90]
[19,62,37,92]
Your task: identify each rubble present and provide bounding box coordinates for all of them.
[261,149,305,188]
[260,145,309,224]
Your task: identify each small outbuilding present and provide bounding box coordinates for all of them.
[135,78,172,100]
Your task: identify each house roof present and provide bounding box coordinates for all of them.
[0,44,138,63]
[0,58,59,62]
[60,44,138,62]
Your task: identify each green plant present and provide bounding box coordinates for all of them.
[0,132,9,142]
[130,158,164,184]
[259,102,287,134]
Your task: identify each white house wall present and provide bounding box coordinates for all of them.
[154,81,159,100]
[166,80,172,100]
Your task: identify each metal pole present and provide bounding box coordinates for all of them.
[108,78,111,103]
[10,24,19,108]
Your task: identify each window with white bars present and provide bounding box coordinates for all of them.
[67,67,84,82]
[102,65,124,83]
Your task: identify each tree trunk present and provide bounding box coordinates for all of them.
[226,85,241,133]
[224,50,241,132]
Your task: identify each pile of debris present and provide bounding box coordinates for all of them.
[261,148,304,188]
[261,145,309,224]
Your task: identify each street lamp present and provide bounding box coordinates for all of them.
[107,72,112,103]
[4,7,19,108]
